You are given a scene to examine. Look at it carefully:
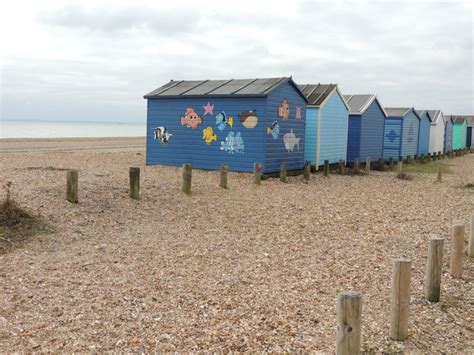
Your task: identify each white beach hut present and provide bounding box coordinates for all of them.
[427,110,446,154]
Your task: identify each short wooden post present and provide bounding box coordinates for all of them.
[66,170,78,203]
[304,160,311,181]
[181,163,192,195]
[336,291,361,355]
[354,158,360,173]
[280,162,288,183]
[414,154,419,163]
[323,160,329,177]
[449,224,464,278]
[437,165,442,182]
[397,161,403,174]
[219,164,228,189]
[390,257,411,341]
[389,157,394,171]
[129,167,140,200]
[469,215,474,258]
[378,157,385,171]
[338,160,345,175]
[406,155,412,164]
[424,236,444,302]
[365,157,371,172]
[253,162,262,185]
[438,151,442,160]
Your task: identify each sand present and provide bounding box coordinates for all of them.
[0,137,473,352]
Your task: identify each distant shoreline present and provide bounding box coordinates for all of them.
[0,136,146,154]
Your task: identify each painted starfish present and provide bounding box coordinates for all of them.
[203,102,214,116]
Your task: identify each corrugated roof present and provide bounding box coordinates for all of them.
[385,107,412,117]
[144,77,298,98]
[344,94,374,114]
[297,84,337,106]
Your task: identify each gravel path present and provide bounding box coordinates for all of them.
[0,140,472,352]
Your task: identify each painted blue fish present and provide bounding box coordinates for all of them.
[215,111,234,132]
[267,121,280,139]
[220,131,244,154]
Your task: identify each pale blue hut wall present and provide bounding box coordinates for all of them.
[304,107,318,165]
[401,110,420,158]
[417,111,431,155]
[319,92,349,164]
[264,81,307,172]
[383,118,402,160]
[347,115,361,162]
[359,100,385,161]
[444,118,453,152]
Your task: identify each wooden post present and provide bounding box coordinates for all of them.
[338,160,345,175]
[449,224,464,278]
[66,170,78,203]
[437,165,442,182]
[424,236,444,302]
[469,215,474,258]
[280,162,288,183]
[354,158,360,174]
[253,162,262,185]
[390,257,411,341]
[414,154,419,163]
[365,157,371,172]
[219,164,228,189]
[438,151,442,160]
[397,161,403,174]
[323,160,329,177]
[389,157,394,171]
[304,161,311,181]
[406,155,412,164]
[181,163,192,195]
[129,167,140,200]
[336,291,361,355]
[378,157,385,171]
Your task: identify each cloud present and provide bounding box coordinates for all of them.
[39,4,200,36]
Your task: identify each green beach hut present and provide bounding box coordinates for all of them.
[450,116,468,150]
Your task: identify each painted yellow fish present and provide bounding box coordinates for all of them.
[202,126,217,145]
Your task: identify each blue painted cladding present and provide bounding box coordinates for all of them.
[347,115,361,163]
[319,92,349,164]
[146,97,266,172]
[383,118,402,160]
[358,100,385,161]
[304,107,318,164]
[401,110,420,158]
[444,119,453,152]
[417,112,430,155]
[264,81,307,172]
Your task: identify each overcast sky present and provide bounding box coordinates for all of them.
[1,0,473,123]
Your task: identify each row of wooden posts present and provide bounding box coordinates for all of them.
[337,223,472,354]
[64,148,474,202]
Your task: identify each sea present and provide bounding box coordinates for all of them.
[0,120,146,139]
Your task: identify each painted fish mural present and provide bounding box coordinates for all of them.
[202,126,217,145]
[238,109,258,128]
[220,131,244,154]
[180,108,203,129]
[278,99,290,120]
[215,111,234,131]
[153,126,172,144]
[267,121,280,139]
[283,129,300,152]
[295,106,302,120]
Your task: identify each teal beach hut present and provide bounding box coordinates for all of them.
[298,84,349,169]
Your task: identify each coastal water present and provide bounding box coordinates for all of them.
[0,120,146,139]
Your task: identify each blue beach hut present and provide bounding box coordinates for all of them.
[344,94,387,163]
[383,107,421,161]
[415,110,432,156]
[298,84,349,168]
[144,77,307,173]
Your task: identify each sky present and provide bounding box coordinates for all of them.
[0,0,473,123]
